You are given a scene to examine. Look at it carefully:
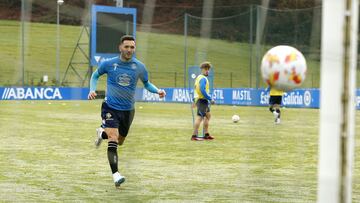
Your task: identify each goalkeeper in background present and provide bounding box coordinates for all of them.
[268,86,284,124]
[191,62,215,141]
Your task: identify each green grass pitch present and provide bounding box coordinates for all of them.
[1,100,360,202]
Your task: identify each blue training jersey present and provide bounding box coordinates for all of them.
[97,56,149,110]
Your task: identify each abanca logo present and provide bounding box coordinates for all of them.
[1,88,63,100]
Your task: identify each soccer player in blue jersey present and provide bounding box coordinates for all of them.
[88,35,166,188]
[192,62,215,141]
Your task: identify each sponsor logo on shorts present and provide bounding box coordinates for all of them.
[106,113,112,119]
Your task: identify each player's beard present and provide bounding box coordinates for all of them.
[121,51,133,61]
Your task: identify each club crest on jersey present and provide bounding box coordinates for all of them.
[131,64,137,69]
[117,73,131,86]
[113,63,119,71]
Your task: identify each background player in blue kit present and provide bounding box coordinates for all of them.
[88,35,166,188]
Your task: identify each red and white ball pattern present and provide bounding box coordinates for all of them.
[261,45,307,91]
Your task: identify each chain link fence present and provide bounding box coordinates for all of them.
[0,4,325,88]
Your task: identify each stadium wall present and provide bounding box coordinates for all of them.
[1,86,360,110]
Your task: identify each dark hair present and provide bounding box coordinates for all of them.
[200,61,211,69]
[120,35,135,44]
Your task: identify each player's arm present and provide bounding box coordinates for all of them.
[265,86,270,92]
[88,69,101,100]
[199,78,212,101]
[140,65,166,98]
[143,81,166,98]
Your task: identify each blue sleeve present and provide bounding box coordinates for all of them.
[199,78,212,100]
[89,69,101,92]
[139,64,149,83]
[138,62,158,93]
[143,81,159,94]
[97,60,107,75]
[265,86,270,93]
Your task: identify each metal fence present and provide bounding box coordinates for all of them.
[0,68,329,89]
[0,5,328,89]
[149,70,320,88]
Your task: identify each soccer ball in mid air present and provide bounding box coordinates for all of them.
[261,45,307,91]
[232,115,240,123]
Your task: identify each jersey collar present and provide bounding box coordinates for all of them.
[119,55,135,63]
